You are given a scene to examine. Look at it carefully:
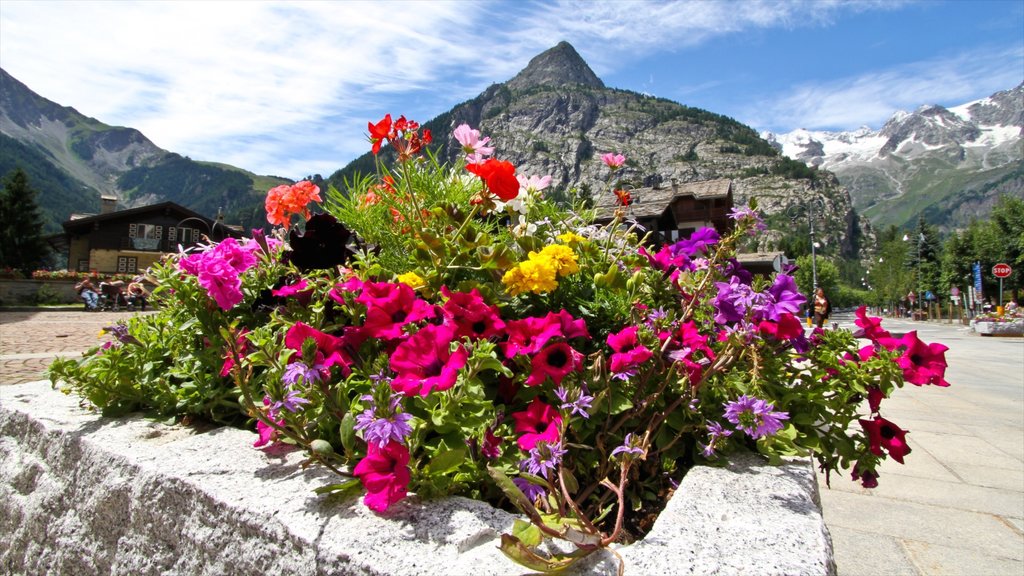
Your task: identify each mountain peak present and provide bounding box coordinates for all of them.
[506,41,604,92]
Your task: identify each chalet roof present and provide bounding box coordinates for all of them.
[61,201,217,233]
[595,178,732,221]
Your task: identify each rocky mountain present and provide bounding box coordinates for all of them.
[0,68,288,232]
[763,83,1024,232]
[330,42,871,260]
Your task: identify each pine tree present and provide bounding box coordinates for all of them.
[0,168,51,275]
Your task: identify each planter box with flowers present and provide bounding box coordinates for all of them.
[973,316,1024,336]
[40,117,950,574]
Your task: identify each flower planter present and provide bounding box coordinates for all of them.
[973,319,1024,337]
[0,380,835,576]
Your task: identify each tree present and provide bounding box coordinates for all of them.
[0,168,51,275]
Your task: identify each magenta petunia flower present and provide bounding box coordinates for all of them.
[440,286,506,340]
[896,331,950,387]
[511,397,563,451]
[196,257,244,310]
[853,306,894,346]
[859,416,911,464]
[389,324,468,397]
[757,312,804,342]
[284,322,354,375]
[503,310,588,358]
[851,463,879,488]
[358,281,436,339]
[272,278,314,306]
[353,441,411,512]
[524,342,583,387]
[867,386,884,414]
[607,326,653,376]
[671,227,719,259]
[211,237,258,274]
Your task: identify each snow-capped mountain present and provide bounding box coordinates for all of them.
[763,83,1023,231]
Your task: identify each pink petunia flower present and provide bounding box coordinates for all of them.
[357,281,436,340]
[502,309,589,358]
[524,342,583,387]
[859,416,911,464]
[389,324,468,397]
[853,306,898,350]
[607,326,653,376]
[511,397,562,451]
[440,287,506,340]
[353,441,411,512]
[284,322,355,376]
[896,331,950,387]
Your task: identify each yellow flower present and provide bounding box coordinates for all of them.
[396,272,425,289]
[503,257,558,295]
[557,232,587,245]
[535,244,579,277]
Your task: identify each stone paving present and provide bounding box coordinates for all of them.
[0,309,149,385]
[1,309,1022,575]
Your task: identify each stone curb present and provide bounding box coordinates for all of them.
[1,381,834,575]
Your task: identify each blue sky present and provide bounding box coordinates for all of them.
[1,0,1021,180]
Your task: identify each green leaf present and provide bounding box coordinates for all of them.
[428,448,465,475]
[608,388,633,414]
[512,518,543,548]
[560,468,579,495]
[339,412,356,458]
[487,466,538,518]
[498,534,595,573]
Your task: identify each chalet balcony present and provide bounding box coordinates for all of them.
[119,237,173,252]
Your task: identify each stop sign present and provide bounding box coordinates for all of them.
[993,263,1012,278]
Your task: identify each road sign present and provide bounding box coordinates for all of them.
[993,263,1012,278]
[951,286,960,297]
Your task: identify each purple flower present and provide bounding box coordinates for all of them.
[271,388,310,414]
[757,274,806,321]
[282,361,322,386]
[671,227,719,258]
[723,395,789,439]
[611,433,645,458]
[513,477,547,502]
[699,421,734,458]
[555,385,594,419]
[713,276,756,324]
[521,441,567,480]
[354,393,414,448]
[728,206,767,235]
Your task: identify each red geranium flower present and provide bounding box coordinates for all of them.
[896,331,950,387]
[466,158,519,201]
[511,397,562,451]
[859,416,911,464]
[353,441,411,512]
[368,114,393,155]
[525,342,583,387]
[758,312,804,341]
[390,324,468,397]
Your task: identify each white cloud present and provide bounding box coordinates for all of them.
[744,46,1024,132]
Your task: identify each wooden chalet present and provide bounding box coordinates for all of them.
[594,178,734,243]
[57,197,243,275]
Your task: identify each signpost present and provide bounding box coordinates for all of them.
[993,263,1012,312]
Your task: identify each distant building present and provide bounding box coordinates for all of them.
[55,198,242,275]
[594,178,734,243]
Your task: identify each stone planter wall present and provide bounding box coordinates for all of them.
[0,381,835,576]
[973,319,1024,336]
[0,279,81,306]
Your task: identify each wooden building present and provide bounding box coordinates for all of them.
[57,198,242,275]
[594,179,734,243]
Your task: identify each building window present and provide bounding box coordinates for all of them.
[117,256,138,274]
[77,259,90,272]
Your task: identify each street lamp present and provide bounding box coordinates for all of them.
[903,232,926,318]
[787,196,826,292]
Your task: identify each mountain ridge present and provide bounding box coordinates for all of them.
[763,83,1024,231]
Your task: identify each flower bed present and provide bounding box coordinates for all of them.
[973,318,1024,336]
[48,117,948,572]
[0,380,833,576]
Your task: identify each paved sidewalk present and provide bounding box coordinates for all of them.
[0,309,146,385]
[822,313,1024,576]
[2,309,1022,575]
